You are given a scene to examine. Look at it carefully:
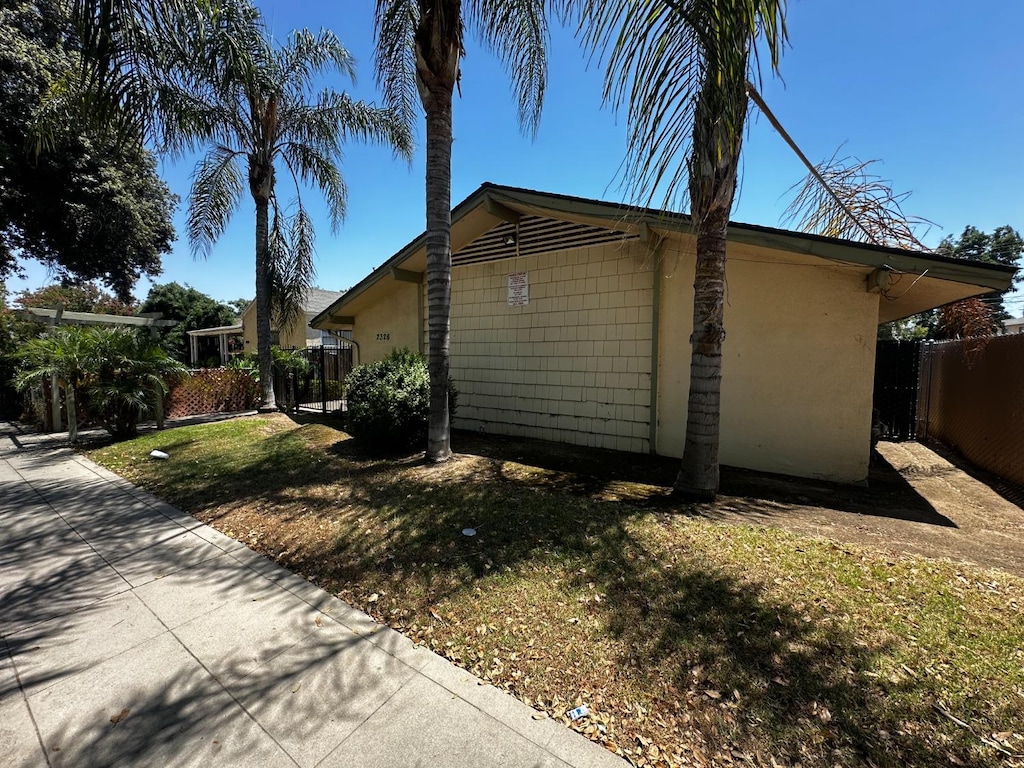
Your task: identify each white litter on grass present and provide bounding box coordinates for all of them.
[567,705,589,721]
[461,528,476,537]
[149,450,169,460]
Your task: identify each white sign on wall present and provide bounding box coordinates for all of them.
[508,271,529,306]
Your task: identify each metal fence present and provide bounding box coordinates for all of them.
[873,339,923,440]
[917,335,1024,488]
[273,344,354,414]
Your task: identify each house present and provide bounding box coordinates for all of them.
[189,287,344,366]
[1001,316,1024,335]
[310,184,1015,483]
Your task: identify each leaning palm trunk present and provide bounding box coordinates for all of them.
[675,62,747,500]
[253,194,277,411]
[424,90,455,461]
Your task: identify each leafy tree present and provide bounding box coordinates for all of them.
[374,0,552,461]
[0,281,39,416]
[14,282,136,315]
[226,298,251,318]
[138,282,237,362]
[935,225,1023,323]
[0,0,177,300]
[574,0,786,499]
[176,1,412,411]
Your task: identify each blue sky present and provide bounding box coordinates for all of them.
[9,0,1024,314]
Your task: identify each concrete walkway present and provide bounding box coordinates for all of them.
[0,423,626,768]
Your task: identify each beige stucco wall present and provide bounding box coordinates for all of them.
[338,231,881,483]
[447,241,655,453]
[350,280,422,364]
[656,238,879,482]
[240,303,314,353]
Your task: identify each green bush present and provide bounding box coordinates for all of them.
[344,349,457,451]
[309,378,345,401]
[15,326,187,439]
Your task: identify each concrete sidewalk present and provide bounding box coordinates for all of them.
[0,423,626,768]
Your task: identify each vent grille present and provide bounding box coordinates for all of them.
[453,215,636,267]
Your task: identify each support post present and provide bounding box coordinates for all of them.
[154,387,165,430]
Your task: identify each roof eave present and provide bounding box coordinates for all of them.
[311,183,1016,326]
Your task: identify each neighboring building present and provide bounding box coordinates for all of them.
[190,287,344,366]
[1001,316,1024,335]
[311,184,1015,484]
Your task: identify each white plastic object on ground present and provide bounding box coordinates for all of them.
[149,450,169,460]
[461,528,476,537]
[567,705,589,721]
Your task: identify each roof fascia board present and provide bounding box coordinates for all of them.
[311,183,1015,328]
[484,186,1014,292]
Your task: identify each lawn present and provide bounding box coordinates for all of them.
[87,414,1024,768]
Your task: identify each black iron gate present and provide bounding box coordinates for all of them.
[274,344,354,414]
[873,339,922,441]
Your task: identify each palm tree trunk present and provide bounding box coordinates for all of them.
[254,194,277,412]
[153,385,165,429]
[674,66,747,501]
[675,205,729,499]
[423,89,454,462]
[66,382,78,444]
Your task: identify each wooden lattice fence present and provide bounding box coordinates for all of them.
[166,369,259,418]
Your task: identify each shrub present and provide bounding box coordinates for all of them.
[15,326,187,439]
[309,378,345,402]
[344,349,457,451]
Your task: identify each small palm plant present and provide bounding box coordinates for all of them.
[15,326,187,441]
[15,325,93,442]
[86,328,188,438]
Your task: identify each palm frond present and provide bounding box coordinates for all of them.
[783,152,932,250]
[278,29,357,90]
[373,0,421,133]
[278,141,348,230]
[568,0,786,211]
[267,203,316,330]
[467,0,550,137]
[281,93,414,160]
[187,145,246,256]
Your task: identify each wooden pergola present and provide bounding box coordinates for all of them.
[18,306,177,335]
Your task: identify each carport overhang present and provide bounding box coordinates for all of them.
[310,183,1016,330]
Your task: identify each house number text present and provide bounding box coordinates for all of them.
[376,333,391,341]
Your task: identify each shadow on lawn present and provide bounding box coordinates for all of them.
[127,424,989,767]
[453,430,954,528]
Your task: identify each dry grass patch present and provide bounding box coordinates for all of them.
[88,414,1024,768]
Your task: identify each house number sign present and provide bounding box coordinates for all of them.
[508,271,529,306]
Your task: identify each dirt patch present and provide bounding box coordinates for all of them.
[453,430,1024,578]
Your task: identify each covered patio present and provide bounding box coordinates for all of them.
[186,324,244,367]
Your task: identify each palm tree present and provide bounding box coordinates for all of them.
[41,1,412,411]
[15,326,92,442]
[175,2,412,410]
[573,0,787,499]
[86,327,188,437]
[16,325,187,440]
[373,0,552,461]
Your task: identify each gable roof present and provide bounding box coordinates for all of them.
[302,287,345,315]
[312,183,1016,327]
